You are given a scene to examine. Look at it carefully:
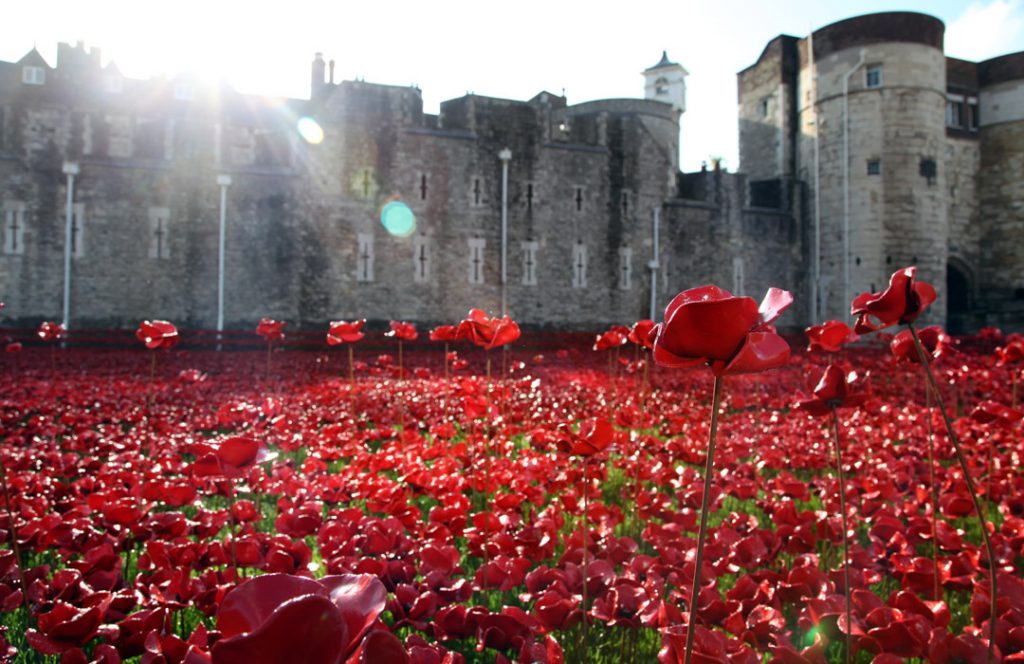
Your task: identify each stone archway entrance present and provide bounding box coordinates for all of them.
[946,262,972,334]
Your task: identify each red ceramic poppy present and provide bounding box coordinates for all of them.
[429,325,460,342]
[558,418,615,456]
[457,310,520,350]
[386,321,419,342]
[795,364,869,415]
[137,320,179,350]
[327,320,366,345]
[190,436,278,478]
[212,573,400,664]
[628,319,656,349]
[996,339,1024,366]
[38,321,66,342]
[890,326,953,364]
[851,267,937,333]
[593,326,629,351]
[970,400,1023,427]
[805,320,858,353]
[255,319,286,342]
[651,285,792,375]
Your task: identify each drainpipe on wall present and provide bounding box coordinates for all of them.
[842,49,867,316]
[649,207,660,321]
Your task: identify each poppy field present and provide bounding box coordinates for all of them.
[1,275,1024,664]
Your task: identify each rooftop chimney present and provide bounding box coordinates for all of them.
[329,59,335,85]
[311,52,326,99]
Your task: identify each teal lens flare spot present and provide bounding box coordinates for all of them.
[381,201,416,237]
[297,117,324,144]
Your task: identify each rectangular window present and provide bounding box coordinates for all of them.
[571,242,588,288]
[3,202,26,255]
[573,186,585,213]
[148,207,170,259]
[968,98,979,130]
[418,173,428,201]
[865,65,883,89]
[946,94,964,128]
[412,235,431,283]
[468,238,486,285]
[867,159,881,176]
[356,233,375,282]
[618,247,632,290]
[71,203,85,258]
[524,182,536,211]
[470,177,485,207]
[22,66,45,85]
[759,97,769,118]
[521,241,538,286]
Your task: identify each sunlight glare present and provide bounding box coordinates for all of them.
[297,117,324,144]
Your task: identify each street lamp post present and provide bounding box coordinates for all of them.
[649,207,660,321]
[498,148,511,317]
[216,174,232,341]
[62,161,80,331]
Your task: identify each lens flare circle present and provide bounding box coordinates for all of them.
[380,201,416,237]
[297,117,324,144]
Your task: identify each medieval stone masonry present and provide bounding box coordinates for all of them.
[1,11,1021,332]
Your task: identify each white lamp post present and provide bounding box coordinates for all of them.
[62,161,80,331]
[216,174,232,338]
[649,207,660,321]
[498,148,511,317]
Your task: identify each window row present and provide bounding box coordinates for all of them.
[2,206,639,290]
[355,168,629,213]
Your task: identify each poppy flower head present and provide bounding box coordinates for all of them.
[386,321,419,342]
[628,319,656,349]
[970,400,1022,427]
[429,324,460,342]
[651,285,792,376]
[851,267,936,334]
[256,318,286,342]
[805,320,858,353]
[996,339,1024,366]
[796,363,870,416]
[557,418,616,456]
[593,326,629,351]
[327,320,366,346]
[136,320,179,350]
[457,309,520,350]
[890,326,954,364]
[37,321,66,342]
[212,573,396,664]
[191,436,278,478]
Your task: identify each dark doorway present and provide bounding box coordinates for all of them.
[946,263,971,334]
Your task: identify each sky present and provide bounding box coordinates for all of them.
[3,0,1023,172]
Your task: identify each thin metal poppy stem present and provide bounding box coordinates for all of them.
[581,455,590,663]
[265,341,272,381]
[830,405,852,664]
[682,374,723,664]
[227,480,238,578]
[925,375,941,602]
[146,352,157,413]
[909,324,997,664]
[348,345,354,388]
[443,342,449,380]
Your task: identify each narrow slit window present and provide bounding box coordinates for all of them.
[618,247,632,290]
[356,233,375,282]
[3,203,26,255]
[412,235,431,283]
[148,207,171,259]
[468,238,486,285]
[419,173,428,200]
[574,187,584,212]
[571,242,587,288]
[521,241,538,286]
